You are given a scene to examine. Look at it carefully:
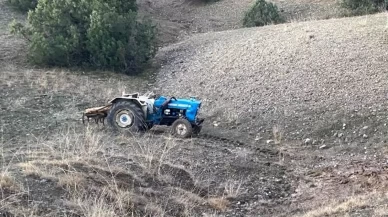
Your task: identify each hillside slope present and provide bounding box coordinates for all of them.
[154,13,388,144]
[138,0,341,45]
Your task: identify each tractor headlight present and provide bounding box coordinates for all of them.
[164,109,171,115]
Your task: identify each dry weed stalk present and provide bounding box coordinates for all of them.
[71,190,119,217]
[296,191,388,217]
[208,197,230,212]
[127,133,179,174]
[0,172,18,191]
[223,179,244,198]
[272,125,284,163]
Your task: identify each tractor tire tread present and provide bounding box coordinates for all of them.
[107,100,146,132]
[171,118,193,138]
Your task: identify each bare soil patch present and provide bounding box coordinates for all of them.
[152,12,388,216]
[138,0,342,45]
[154,12,388,144]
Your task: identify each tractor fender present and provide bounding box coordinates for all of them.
[108,97,148,117]
[108,97,156,118]
[108,97,146,106]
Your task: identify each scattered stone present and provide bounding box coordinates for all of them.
[338,133,343,138]
[0,210,13,217]
[266,140,274,144]
[363,126,369,130]
[363,134,368,138]
[319,144,328,149]
[304,138,312,144]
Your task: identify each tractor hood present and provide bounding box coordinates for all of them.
[168,98,201,108]
[154,96,202,110]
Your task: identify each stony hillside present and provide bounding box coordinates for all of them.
[2,0,388,216]
[138,0,342,45]
[152,12,388,216]
[154,13,388,145]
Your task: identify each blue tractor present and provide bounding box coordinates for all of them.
[83,92,204,138]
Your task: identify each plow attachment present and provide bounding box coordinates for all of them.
[82,104,112,125]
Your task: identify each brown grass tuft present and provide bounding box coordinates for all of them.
[0,172,20,192]
[296,191,388,217]
[57,172,87,190]
[208,197,230,211]
[17,161,57,180]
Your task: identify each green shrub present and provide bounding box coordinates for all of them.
[243,0,285,27]
[10,0,157,75]
[341,0,386,15]
[7,0,37,12]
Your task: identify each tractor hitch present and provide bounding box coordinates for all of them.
[195,118,205,126]
[82,104,111,125]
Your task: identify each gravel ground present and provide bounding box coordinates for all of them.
[2,0,388,216]
[154,13,388,143]
[138,0,341,45]
[0,0,27,68]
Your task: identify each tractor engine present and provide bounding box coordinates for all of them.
[163,108,183,117]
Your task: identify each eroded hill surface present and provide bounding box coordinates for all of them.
[154,13,388,145]
[2,0,388,216]
[152,13,388,216]
[138,0,341,45]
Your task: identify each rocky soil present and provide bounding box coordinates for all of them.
[138,0,342,45]
[154,13,388,145]
[2,0,388,216]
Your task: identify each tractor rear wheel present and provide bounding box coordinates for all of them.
[107,101,146,133]
[171,118,193,138]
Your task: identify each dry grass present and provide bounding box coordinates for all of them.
[57,172,87,190]
[7,126,220,216]
[18,161,55,179]
[0,171,20,192]
[0,66,149,100]
[208,197,230,211]
[0,171,27,217]
[68,187,147,217]
[222,179,244,198]
[296,191,388,217]
[374,204,388,216]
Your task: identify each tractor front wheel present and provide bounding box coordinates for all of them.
[107,101,146,133]
[171,118,193,138]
